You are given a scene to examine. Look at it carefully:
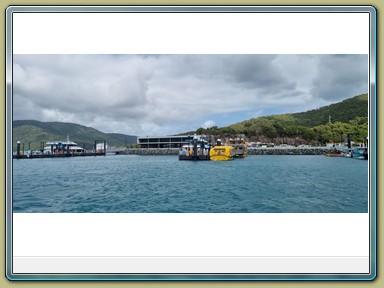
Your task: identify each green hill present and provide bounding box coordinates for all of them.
[12,120,137,151]
[288,93,368,126]
[196,94,368,144]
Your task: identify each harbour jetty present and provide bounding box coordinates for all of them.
[13,139,107,159]
[13,152,107,159]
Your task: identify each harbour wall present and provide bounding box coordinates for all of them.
[247,148,337,155]
[117,147,338,156]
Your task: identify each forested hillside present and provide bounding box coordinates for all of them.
[196,94,368,145]
[13,120,137,150]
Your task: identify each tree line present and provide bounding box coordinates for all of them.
[196,116,368,145]
[195,94,368,145]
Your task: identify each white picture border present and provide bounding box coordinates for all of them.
[6,6,376,280]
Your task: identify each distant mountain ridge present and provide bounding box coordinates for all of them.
[13,120,137,150]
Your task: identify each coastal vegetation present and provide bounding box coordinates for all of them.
[195,94,368,145]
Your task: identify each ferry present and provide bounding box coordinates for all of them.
[229,138,248,158]
[209,139,235,161]
[44,140,86,155]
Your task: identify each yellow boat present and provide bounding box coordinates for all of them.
[209,145,235,161]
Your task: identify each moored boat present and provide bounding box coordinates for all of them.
[325,152,342,157]
[44,140,86,155]
[229,138,248,158]
[352,147,368,160]
[209,141,235,161]
[178,136,211,160]
[209,146,235,161]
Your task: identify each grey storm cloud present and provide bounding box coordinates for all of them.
[311,55,368,101]
[12,54,368,136]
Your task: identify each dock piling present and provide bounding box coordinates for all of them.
[16,141,20,157]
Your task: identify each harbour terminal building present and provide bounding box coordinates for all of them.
[137,135,199,148]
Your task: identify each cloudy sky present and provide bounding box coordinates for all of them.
[13,54,368,136]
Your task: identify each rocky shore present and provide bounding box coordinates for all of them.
[247,147,337,155]
[116,147,338,156]
[117,148,179,155]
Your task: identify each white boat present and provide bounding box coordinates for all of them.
[44,140,85,155]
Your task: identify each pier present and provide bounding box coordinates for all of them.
[13,139,107,159]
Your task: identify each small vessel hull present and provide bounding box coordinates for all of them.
[352,148,368,160]
[229,139,248,158]
[179,155,210,161]
[178,136,211,161]
[235,150,248,158]
[210,155,233,161]
[209,146,235,161]
[325,153,342,157]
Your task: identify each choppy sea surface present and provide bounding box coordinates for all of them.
[12,155,368,213]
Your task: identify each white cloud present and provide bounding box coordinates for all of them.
[202,120,216,129]
[12,54,368,136]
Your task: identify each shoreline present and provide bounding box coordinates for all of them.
[117,147,338,156]
[13,147,342,159]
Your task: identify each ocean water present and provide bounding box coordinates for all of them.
[12,155,368,213]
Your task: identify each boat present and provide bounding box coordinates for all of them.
[342,134,368,160]
[44,139,86,155]
[324,152,343,157]
[178,136,211,160]
[229,138,248,158]
[337,147,352,158]
[352,147,368,160]
[209,139,235,161]
[209,146,235,161]
[335,146,368,159]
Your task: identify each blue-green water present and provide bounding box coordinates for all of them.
[12,155,368,213]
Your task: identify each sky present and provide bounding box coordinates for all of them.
[13,54,368,136]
